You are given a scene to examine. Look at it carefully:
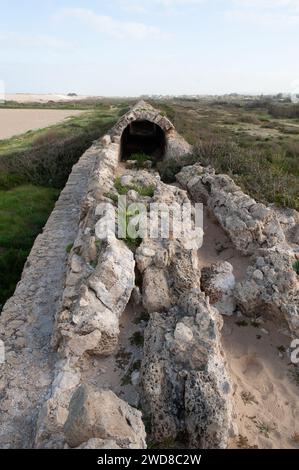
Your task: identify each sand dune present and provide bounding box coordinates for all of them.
[5,93,91,103]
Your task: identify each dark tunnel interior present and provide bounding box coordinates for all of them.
[120,120,166,163]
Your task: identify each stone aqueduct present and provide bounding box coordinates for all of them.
[0,101,192,448]
[0,101,298,449]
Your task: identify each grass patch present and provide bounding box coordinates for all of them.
[114,177,155,198]
[0,185,59,310]
[130,152,152,169]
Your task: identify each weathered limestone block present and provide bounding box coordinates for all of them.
[88,238,135,318]
[78,439,121,449]
[64,385,146,449]
[141,290,232,449]
[177,164,286,255]
[142,267,171,313]
[235,248,299,335]
[164,130,192,160]
[201,262,236,316]
[35,361,81,448]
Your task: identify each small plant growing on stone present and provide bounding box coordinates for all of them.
[130,152,152,169]
[121,373,132,387]
[90,260,97,269]
[241,391,258,405]
[134,311,150,325]
[115,348,132,369]
[120,359,141,387]
[123,236,142,251]
[66,243,73,253]
[132,359,141,371]
[235,319,248,327]
[114,177,129,195]
[293,260,299,275]
[130,331,144,347]
[114,177,155,198]
[105,191,118,204]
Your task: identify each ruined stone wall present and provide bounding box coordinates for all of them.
[177,163,299,337]
[0,144,99,448]
[0,100,192,449]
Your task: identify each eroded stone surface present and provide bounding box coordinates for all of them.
[64,385,146,449]
[177,164,286,255]
[141,291,232,449]
[201,262,236,316]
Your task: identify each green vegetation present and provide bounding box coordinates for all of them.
[120,359,141,387]
[1,95,299,312]
[293,260,299,275]
[0,109,119,189]
[114,177,155,198]
[66,243,74,254]
[0,185,59,309]
[130,152,152,168]
[235,320,249,327]
[0,101,124,310]
[130,331,144,347]
[134,311,150,325]
[155,98,299,210]
[254,419,275,438]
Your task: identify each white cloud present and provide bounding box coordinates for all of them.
[153,0,205,4]
[227,0,299,28]
[119,0,206,15]
[55,8,164,40]
[231,0,299,8]
[0,32,74,50]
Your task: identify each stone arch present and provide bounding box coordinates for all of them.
[110,100,192,162]
[120,119,166,162]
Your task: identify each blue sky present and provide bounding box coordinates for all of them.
[0,0,299,95]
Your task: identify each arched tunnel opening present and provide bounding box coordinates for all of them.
[121,120,166,164]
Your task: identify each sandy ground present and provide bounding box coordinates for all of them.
[0,109,85,140]
[82,300,145,410]
[223,317,299,449]
[198,206,250,281]
[198,206,299,449]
